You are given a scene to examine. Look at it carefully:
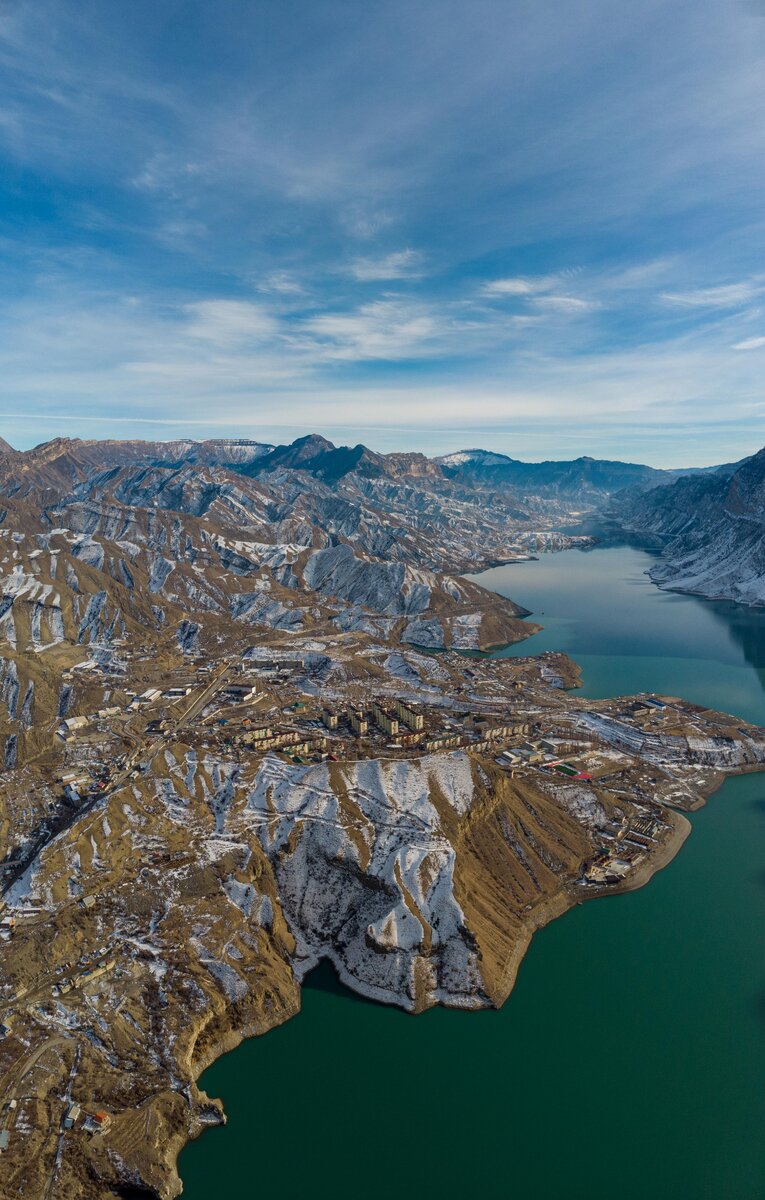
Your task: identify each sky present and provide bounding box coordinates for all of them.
[0,0,764,465]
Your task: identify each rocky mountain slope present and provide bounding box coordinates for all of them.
[0,433,725,770]
[612,449,765,605]
[1,630,763,1198]
[0,434,763,1198]
[0,434,563,769]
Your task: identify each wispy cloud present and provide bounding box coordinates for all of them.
[131,153,205,195]
[531,295,598,314]
[302,298,442,360]
[257,272,305,296]
[660,281,763,308]
[480,276,552,297]
[348,250,423,281]
[0,1,763,464]
[480,274,596,315]
[184,300,278,345]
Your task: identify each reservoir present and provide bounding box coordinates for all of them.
[180,545,765,1200]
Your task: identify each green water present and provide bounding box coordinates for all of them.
[180,546,765,1200]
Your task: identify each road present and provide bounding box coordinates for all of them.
[43,1042,81,1200]
[174,663,232,728]
[0,1035,72,1117]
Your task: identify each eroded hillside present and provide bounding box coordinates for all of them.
[0,435,762,1199]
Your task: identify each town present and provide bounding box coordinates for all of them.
[1,628,763,1196]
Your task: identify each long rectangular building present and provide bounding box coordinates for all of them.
[393,700,424,731]
[424,732,463,752]
[372,701,399,735]
[349,710,368,736]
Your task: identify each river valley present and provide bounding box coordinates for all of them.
[180,544,765,1200]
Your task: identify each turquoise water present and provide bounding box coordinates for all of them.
[477,545,765,723]
[180,545,765,1200]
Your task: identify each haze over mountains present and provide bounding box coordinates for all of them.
[434,447,702,496]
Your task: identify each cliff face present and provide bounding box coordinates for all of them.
[244,751,598,1012]
[614,449,765,606]
[0,740,628,1195]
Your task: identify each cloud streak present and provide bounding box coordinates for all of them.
[661,281,764,308]
[0,0,762,464]
[349,250,423,281]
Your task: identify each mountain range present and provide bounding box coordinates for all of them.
[434,447,700,497]
[1,431,715,765]
[612,448,765,606]
[0,430,762,1198]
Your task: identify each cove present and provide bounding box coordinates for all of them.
[179,544,765,1200]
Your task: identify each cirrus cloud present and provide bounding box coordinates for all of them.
[732,335,765,350]
[348,249,424,281]
[660,281,763,308]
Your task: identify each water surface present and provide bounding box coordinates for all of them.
[479,545,765,720]
[180,545,765,1200]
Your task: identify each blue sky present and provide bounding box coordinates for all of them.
[0,0,764,464]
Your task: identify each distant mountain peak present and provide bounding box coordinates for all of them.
[436,449,514,468]
[257,433,338,470]
[290,433,336,453]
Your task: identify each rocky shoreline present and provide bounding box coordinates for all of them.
[172,793,697,1197]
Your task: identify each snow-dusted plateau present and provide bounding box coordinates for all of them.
[0,433,763,1199]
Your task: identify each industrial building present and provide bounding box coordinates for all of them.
[223,684,259,703]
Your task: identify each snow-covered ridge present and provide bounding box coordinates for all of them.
[615,447,765,606]
[436,449,513,468]
[244,751,486,1010]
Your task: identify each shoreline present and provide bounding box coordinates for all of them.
[492,805,692,1008]
[173,810,697,1193]
[601,806,692,895]
[649,573,765,610]
[168,763,757,1197]
[171,1001,301,1197]
[168,758,759,1198]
